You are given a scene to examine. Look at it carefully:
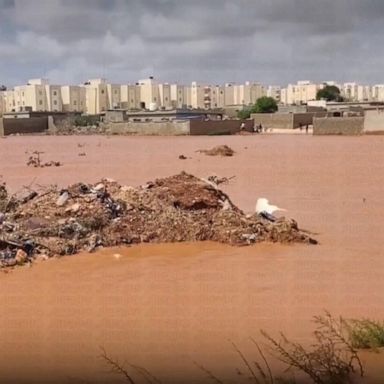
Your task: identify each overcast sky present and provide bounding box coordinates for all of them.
[0,0,383,87]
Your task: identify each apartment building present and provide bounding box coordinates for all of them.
[372,85,384,102]
[120,84,141,110]
[190,82,205,109]
[61,85,86,112]
[281,81,323,105]
[342,82,359,101]
[158,83,172,109]
[170,84,185,108]
[224,83,235,106]
[107,84,121,109]
[83,78,109,114]
[0,91,5,115]
[267,86,281,102]
[138,77,160,109]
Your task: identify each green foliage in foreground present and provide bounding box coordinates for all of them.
[346,319,384,350]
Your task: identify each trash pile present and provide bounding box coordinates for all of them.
[197,145,235,156]
[0,172,317,268]
[26,151,62,168]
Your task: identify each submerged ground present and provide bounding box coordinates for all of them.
[0,134,384,383]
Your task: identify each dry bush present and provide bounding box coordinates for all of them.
[345,319,384,350]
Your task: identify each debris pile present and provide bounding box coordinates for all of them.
[198,145,235,157]
[0,172,316,268]
[26,151,62,168]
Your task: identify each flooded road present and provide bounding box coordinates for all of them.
[1,135,384,383]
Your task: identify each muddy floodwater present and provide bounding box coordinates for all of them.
[1,135,384,383]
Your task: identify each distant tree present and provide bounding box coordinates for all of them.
[316,85,344,102]
[237,96,278,118]
[0,85,6,91]
[254,96,278,113]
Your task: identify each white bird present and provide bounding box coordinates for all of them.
[255,198,286,215]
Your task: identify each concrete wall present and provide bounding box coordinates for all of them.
[107,120,190,136]
[364,110,384,133]
[251,113,293,129]
[1,117,48,135]
[313,117,364,135]
[292,112,328,128]
[189,119,253,135]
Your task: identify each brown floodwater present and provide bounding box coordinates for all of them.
[0,135,384,383]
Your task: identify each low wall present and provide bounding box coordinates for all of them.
[313,117,364,135]
[292,112,328,128]
[1,117,48,135]
[364,110,384,133]
[107,120,190,136]
[189,119,253,135]
[251,113,293,129]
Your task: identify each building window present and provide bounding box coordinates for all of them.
[39,91,42,96]
[39,100,43,105]
[101,90,105,94]
[165,97,168,101]
[131,99,134,103]
[53,100,57,105]
[53,91,57,96]
[114,90,117,94]
[74,100,77,106]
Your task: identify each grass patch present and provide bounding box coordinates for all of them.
[345,319,384,350]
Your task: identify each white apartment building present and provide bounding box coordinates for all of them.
[233,82,266,105]
[138,77,160,109]
[107,84,121,109]
[342,82,359,101]
[158,83,172,109]
[0,91,5,115]
[190,82,205,109]
[120,84,141,110]
[170,84,185,108]
[267,86,281,102]
[83,78,109,114]
[281,81,323,105]
[372,85,384,102]
[224,83,235,106]
[61,85,86,112]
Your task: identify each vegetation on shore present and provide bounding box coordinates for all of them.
[99,312,384,384]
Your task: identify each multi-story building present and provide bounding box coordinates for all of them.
[342,82,359,101]
[357,85,372,102]
[267,86,281,102]
[281,81,323,105]
[170,84,185,108]
[107,84,121,109]
[190,82,205,109]
[120,84,141,110]
[224,83,235,106]
[372,85,384,102]
[158,83,172,109]
[233,82,266,106]
[61,85,86,112]
[0,91,5,115]
[83,78,109,114]
[138,77,160,110]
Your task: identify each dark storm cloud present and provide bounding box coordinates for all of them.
[0,0,383,86]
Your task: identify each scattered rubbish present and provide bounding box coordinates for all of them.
[179,155,187,160]
[197,145,235,157]
[0,172,317,269]
[78,152,86,157]
[207,175,236,186]
[26,150,62,168]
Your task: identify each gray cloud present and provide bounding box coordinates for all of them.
[0,0,383,86]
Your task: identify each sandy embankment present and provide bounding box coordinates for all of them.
[0,135,384,383]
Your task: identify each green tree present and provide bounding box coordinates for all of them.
[316,85,344,102]
[254,96,278,113]
[237,97,278,118]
